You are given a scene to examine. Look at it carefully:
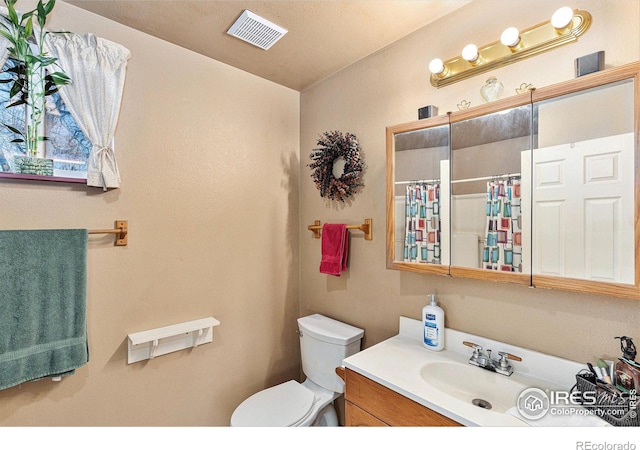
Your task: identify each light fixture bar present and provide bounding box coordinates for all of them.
[430,8,592,88]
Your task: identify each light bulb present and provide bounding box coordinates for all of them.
[551,6,574,29]
[461,44,479,62]
[428,58,445,75]
[500,27,521,48]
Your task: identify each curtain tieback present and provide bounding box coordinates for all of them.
[94,146,115,166]
[93,146,118,191]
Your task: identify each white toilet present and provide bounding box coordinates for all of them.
[230,314,364,427]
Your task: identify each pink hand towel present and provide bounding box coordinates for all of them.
[319,224,349,276]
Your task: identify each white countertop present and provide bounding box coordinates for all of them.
[342,317,609,427]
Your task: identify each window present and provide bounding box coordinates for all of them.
[0,58,91,180]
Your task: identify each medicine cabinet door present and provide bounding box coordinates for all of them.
[448,98,533,286]
[531,63,640,299]
[386,115,450,275]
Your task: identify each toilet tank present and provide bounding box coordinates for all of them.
[297,314,364,394]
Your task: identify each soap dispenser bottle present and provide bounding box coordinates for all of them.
[423,294,445,351]
[614,336,639,393]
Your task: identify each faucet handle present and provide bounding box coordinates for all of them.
[463,340,481,349]
[463,341,483,357]
[498,351,522,366]
[495,351,521,376]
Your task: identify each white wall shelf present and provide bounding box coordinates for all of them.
[127,317,220,364]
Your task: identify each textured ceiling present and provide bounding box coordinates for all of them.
[62,0,472,91]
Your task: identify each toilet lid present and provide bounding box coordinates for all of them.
[231,380,316,427]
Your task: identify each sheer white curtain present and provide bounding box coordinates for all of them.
[44,32,130,189]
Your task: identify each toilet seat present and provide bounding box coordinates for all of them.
[230,380,318,427]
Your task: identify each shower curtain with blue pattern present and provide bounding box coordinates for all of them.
[404,182,441,264]
[483,177,522,272]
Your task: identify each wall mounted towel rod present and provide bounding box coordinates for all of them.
[308,219,372,241]
[89,220,128,246]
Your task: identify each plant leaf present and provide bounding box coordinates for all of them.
[48,71,71,85]
[37,56,58,66]
[24,54,39,64]
[0,30,18,47]
[24,17,33,37]
[4,124,24,136]
[44,0,56,15]
[7,98,27,108]
[9,82,23,98]
[6,64,25,75]
[37,1,47,28]
[7,1,19,26]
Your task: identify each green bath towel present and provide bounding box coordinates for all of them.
[0,229,89,390]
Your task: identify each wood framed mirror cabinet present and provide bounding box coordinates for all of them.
[386,62,640,299]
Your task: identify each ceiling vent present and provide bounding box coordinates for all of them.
[226,10,288,50]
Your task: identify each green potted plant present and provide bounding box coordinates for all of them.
[0,0,70,176]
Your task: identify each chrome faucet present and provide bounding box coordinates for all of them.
[463,341,522,376]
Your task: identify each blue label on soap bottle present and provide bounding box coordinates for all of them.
[424,321,438,346]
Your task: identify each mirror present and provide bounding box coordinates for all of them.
[386,62,640,298]
[387,116,450,275]
[449,102,532,285]
[532,75,638,297]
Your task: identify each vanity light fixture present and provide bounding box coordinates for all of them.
[500,27,521,49]
[551,6,575,30]
[461,44,480,64]
[428,7,592,88]
[428,58,446,76]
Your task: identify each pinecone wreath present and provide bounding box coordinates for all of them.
[308,130,364,202]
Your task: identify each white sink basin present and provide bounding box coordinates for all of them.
[420,361,530,413]
[343,317,591,426]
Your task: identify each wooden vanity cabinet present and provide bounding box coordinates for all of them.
[338,367,462,426]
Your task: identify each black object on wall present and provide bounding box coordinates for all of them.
[576,51,605,77]
[418,105,438,120]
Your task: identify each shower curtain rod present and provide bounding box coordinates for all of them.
[451,173,521,184]
[395,173,520,185]
[395,178,440,185]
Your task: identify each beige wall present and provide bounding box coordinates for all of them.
[300,0,640,362]
[0,1,300,425]
[2,0,640,427]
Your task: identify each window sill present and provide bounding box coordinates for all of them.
[0,172,86,184]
